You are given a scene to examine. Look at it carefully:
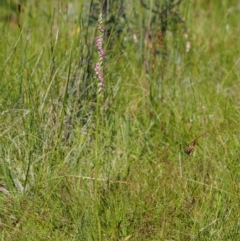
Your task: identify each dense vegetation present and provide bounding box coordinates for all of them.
[0,0,240,240]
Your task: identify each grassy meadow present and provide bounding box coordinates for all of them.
[0,0,240,240]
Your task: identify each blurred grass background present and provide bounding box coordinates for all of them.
[0,0,240,240]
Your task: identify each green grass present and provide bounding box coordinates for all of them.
[1,0,240,240]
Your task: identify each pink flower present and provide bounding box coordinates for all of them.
[96,37,105,61]
[94,63,104,90]
[94,13,105,93]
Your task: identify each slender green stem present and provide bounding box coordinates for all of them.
[94,95,102,241]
